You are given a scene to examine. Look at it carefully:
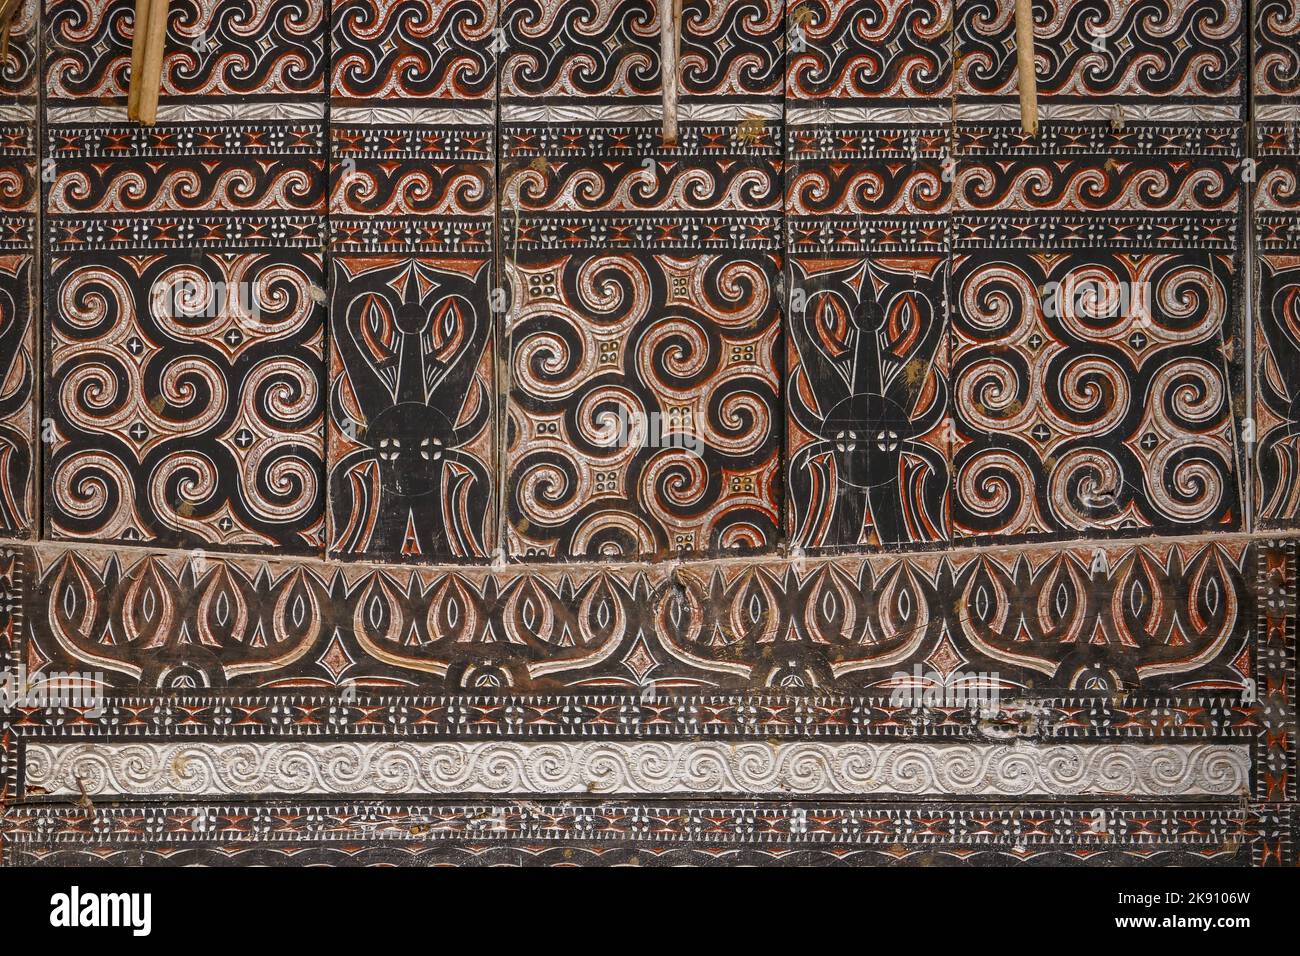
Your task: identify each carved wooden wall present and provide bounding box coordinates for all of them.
[0,0,1295,866]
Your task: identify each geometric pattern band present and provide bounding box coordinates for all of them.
[1,532,1296,865]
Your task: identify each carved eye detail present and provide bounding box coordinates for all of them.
[420,437,444,461]
[358,293,398,365]
[813,294,851,358]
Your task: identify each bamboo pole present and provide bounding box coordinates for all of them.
[0,0,20,68]
[660,0,681,146]
[128,0,152,120]
[137,0,168,126]
[1014,0,1037,135]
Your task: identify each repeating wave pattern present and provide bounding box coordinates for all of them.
[956,0,1242,101]
[46,0,326,101]
[25,741,1251,797]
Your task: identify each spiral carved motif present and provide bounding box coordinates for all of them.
[46,254,326,551]
[25,741,1251,797]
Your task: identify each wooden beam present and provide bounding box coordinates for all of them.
[137,0,169,126]
[1015,0,1037,135]
[0,0,21,69]
[660,0,681,146]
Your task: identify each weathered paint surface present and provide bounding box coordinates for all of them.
[0,0,1295,866]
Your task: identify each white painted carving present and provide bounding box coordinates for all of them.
[25,741,1250,798]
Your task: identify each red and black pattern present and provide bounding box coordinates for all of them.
[41,1,328,553]
[1254,1,1300,527]
[785,0,952,550]
[500,0,785,560]
[328,0,498,561]
[0,2,36,538]
[0,0,1295,871]
[45,0,325,102]
[787,256,950,547]
[502,0,783,103]
[951,0,1247,543]
[1,534,1293,865]
[12,536,1263,697]
[956,0,1242,104]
